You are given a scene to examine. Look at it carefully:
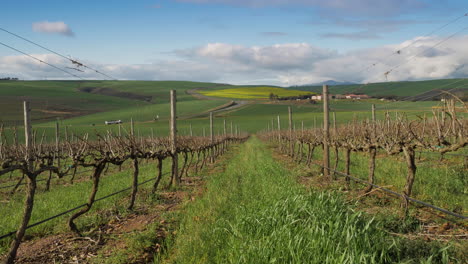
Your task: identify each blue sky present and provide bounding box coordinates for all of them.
[1,0,467,85]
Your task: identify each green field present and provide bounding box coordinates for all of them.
[0,80,453,141]
[0,80,225,125]
[293,78,468,99]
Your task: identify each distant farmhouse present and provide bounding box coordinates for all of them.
[344,94,370,99]
[310,94,370,100]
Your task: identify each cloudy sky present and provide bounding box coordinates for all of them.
[1,0,467,85]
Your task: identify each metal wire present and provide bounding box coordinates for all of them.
[310,161,467,220]
[0,172,170,240]
[0,169,94,190]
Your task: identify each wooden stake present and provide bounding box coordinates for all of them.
[210,112,214,162]
[210,112,214,144]
[24,102,33,171]
[170,90,179,186]
[277,115,281,142]
[55,121,59,151]
[288,106,293,155]
[223,119,227,136]
[323,85,330,179]
[301,120,304,137]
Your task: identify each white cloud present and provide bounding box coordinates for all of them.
[1,35,468,86]
[32,21,74,37]
[177,43,336,71]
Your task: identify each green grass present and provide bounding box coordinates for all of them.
[0,158,174,254]
[291,143,467,216]
[199,86,314,99]
[0,80,225,125]
[167,137,452,263]
[211,100,441,133]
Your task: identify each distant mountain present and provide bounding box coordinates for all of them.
[294,80,357,87]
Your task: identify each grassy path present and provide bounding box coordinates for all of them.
[167,137,416,264]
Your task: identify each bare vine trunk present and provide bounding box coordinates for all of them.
[45,171,52,191]
[344,148,351,190]
[402,147,417,209]
[5,174,37,264]
[364,148,376,193]
[195,151,201,173]
[128,158,139,210]
[332,146,339,180]
[186,151,195,177]
[179,151,189,181]
[10,173,25,195]
[70,166,77,184]
[151,157,163,195]
[68,162,105,235]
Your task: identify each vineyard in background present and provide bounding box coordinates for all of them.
[259,91,467,221]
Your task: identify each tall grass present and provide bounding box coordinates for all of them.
[168,137,449,263]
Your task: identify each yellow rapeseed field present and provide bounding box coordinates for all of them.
[199,86,314,99]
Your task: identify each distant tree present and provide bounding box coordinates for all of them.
[269,93,278,100]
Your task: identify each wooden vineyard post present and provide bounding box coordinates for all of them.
[365,104,377,193]
[190,123,193,137]
[223,119,227,136]
[45,121,60,191]
[65,125,69,141]
[24,102,33,171]
[372,104,376,125]
[5,102,35,264]
[277,115,281,144]
[301,120,304,137]
[323,84,330,179]
[333,112,336,131]
[288,106,293,156]
[210,112,214,163]
[230,121,233,136]
[130,118,135,136]
[332,112,338,180]
[170,90,179,186]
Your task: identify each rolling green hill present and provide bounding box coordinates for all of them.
[0,79,464,140]
[292,78,468,100]
[0,80,226,125]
